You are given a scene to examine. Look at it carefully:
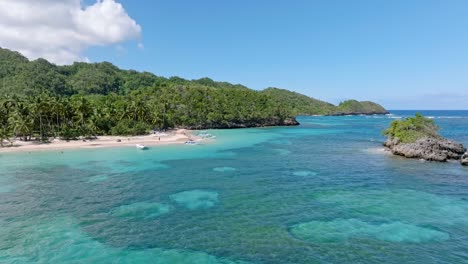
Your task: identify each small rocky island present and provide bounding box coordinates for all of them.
[383,113,467,166]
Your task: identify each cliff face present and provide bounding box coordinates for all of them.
[179,117,300,130]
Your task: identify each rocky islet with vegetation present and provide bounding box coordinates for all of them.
[383,113,467,166]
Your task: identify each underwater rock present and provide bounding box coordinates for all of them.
[313,189,468,226]
[290,219,449,243]
[213,167,236,172]
[0,185,14,193]
[153,163,170,170]
[384,137,466,162]
[111,202,172,219]
[87,175,109,183]
[0,216,250,263]
[170,190,219,210]
[273,149,292,156]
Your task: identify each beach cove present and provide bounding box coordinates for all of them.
[1,112,468,264]
[0,129,200,153]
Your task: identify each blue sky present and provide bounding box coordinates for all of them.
[85,1,468,109]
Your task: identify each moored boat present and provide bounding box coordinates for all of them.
[185,140,197,145]
[136,144,148,150]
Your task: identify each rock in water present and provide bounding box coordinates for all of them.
[282,118,300,126]
[461,153,468,166]
[383,114,466,164]
[384,137,466,162]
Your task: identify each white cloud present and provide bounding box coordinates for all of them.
[0,0,141,64]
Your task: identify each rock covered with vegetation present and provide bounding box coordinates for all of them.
[262,88,388,116]
[383,114,466,163]
[335,100,389,115]
[0,47,386,142]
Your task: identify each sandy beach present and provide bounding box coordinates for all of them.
[0,129,199,153]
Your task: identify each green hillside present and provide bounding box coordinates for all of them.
[336,100,388,115]
[0,47,387,141]
[261,88,337,115]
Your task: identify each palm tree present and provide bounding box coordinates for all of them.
[73,96,91,132]
[49,96,65,137]
[31,95,51,141]
[85,117,99,139]
[133,98,148,121]
[8,102,33,141]
[0,127,11,147]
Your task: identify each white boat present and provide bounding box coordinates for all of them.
[136,144,148,150]
[185,140,197,145]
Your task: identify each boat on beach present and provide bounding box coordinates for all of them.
[185,140,198,145]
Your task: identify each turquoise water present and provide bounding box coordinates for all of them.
[1,111,468,263]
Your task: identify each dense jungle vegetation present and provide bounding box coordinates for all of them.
[0,48,387,142]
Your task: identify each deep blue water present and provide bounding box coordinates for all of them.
[1,111,467,263]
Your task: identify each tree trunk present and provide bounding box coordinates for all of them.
[40,115,43,140]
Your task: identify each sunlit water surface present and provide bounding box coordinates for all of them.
[1,110,468,263]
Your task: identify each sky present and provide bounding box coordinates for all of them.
[1,0,468,109]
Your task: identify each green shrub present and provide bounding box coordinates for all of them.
[60,126,80,140]
[383,113,439,143]
[110,120,150,136]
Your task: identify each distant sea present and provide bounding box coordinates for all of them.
[1,111,467,263]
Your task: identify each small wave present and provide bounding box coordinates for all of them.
[385,114,402,119]
[213,166,236,172]
[273,148,292,156]
[364,147,391,155]
[366,116,388,119]
[293,171,318,177]
[435,116,467,119]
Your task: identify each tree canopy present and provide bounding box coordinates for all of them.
[0,47,387,141]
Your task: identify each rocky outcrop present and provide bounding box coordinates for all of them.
[180,117,300,129]
[461,153,468,166]
[384,136,466,162]
[281,118,300,126]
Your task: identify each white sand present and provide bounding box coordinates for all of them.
[0,129,199,153]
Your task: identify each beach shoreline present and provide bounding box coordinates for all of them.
[0,129,199,153]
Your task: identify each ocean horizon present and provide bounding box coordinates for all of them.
[1,110,468,263]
